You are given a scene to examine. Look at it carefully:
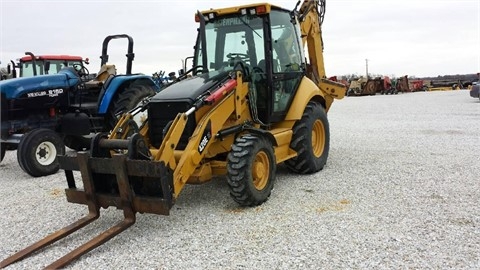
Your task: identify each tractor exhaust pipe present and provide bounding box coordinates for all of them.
[24,52,37,76]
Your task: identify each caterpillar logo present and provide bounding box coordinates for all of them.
[214,17,250,27]
[198,120,212,154]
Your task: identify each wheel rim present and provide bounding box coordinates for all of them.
[312,119,325,158]
[252,151,269,190]
[35,141,57,165]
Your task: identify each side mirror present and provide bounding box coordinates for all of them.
[10,60,17,78]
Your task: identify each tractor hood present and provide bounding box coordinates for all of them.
[150,70,231,104]
[0,68,80,99]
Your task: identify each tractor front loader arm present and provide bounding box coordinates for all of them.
[160,73,246,198]
[172,83,237,197]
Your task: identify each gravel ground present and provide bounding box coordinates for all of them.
[1,90,479,269]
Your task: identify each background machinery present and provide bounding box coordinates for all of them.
[391,75,409,94]
[410,79,429,92]
[347,75,409,96]
[1,1,345,268]
[0,34,159,176]
[0,67,8,81]
[348,76,391,96]
[363,76,392,95]
[152,70,177,90]
[346,76,367,96]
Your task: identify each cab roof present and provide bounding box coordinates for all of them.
[200,2,287,17]
[20,55,83,62]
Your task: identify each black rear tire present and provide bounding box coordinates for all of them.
[285,101,330,174]
[17,129,65,177]
[106,84,156,131]
[227,134,276,206]
[1,143,6,162]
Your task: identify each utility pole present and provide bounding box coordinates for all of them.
[365,59,369,79]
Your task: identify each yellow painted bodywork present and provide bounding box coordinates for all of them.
[109,1,345,199]
[297,0,346,113]
[201,3,275,16]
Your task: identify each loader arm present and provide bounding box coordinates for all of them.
[162,73,249,198]
[171,91,236,196]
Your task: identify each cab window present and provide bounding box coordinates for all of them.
[270,10,304,115]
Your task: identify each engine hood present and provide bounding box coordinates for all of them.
[150,70,232,104]
[0,68,80,99]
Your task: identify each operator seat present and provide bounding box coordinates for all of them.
[253,59,279,103]
[253,60,268,110]
[84,64,117,89]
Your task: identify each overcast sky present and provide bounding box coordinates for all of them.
[1,0,479,78]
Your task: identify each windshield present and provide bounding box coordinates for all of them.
[20,59,83,77]
[194,14,265,73]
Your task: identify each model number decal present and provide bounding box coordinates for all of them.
[198,120,212,154]
[27,88,64,98]
[198,136,209,152]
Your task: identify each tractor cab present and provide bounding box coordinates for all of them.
[16,53,86,77]
[193,4,306,124]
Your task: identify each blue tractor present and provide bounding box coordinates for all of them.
[0,34,159,177]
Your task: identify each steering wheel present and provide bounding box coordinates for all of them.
[72,64,90,77]
[227,53,250,62]
[227,53,252,75]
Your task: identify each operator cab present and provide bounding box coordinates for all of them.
[19,55,84,77]
[194,4,306,124]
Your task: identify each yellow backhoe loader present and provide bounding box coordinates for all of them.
[1,0,345,268]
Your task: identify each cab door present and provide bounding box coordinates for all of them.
[268,10,305,123]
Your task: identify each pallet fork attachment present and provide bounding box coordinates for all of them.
[1,152,172,269]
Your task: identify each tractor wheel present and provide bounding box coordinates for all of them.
[17,129,65,177]
[227,134,276,206]
[106,84,156,131]
[1,143,6,162]
[285,101,330,174]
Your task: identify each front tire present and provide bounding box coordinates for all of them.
[285,101,330,174]
[227,134,276,206]
[17,129,65,177]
